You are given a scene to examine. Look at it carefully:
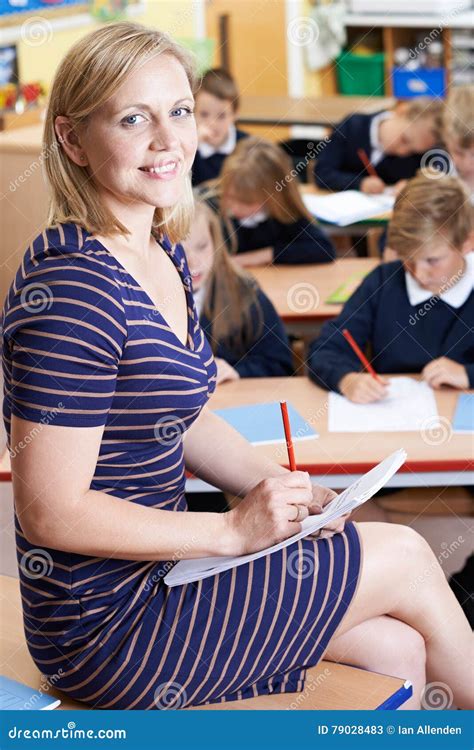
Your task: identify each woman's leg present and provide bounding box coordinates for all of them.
[325,615,426,709]
[336,522,473,709]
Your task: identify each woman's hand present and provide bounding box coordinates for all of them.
[422,357,469,390]
[339,372,390,403]
[307,486,348,540]
[225,472,314,555]
[215,358,240,384]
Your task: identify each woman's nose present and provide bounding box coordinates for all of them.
[150,122,180,152]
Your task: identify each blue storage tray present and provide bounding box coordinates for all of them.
[392,68,446,99]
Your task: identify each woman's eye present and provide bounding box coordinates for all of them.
[171,106,194,118]
[121,114,146,127]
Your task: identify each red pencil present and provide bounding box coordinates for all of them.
[280,400,296,471]
[357,148,378,179]
[342,328,382,383]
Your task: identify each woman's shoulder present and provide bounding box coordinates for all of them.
[4,223,126,322]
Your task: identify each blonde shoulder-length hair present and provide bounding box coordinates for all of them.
[43,22,197,244]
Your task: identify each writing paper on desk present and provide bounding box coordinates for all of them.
[328,377,439,432]
[213,401,318,445]
[303,190,394,226]
[164,449,407,587]
[0,675,61,710]
[452,393,474,433]
[325,270,371,304]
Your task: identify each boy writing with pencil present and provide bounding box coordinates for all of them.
[314,98,443,194]
[307,172,474,402]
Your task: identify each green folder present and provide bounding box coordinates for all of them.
[325,270,370,304]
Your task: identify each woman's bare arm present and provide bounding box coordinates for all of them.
[11,416,236,560]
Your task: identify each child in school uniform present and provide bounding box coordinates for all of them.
[205,136,336,267]
[307,172,473,402]
[191,68,248,186]
[314,97,444,194]
[182,198,294,383]
[443,85,474,205]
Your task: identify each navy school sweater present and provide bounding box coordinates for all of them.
[191,129,249,186]
[228,214,336,265]
[314,112,424,192]
[308,261,474,392]
[199,286,294,378]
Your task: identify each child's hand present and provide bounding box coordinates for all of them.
[422,358,469,390]
[215,358,240,384]
[339,372,390,403]
[360,176,386,194]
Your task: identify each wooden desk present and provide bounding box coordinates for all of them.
[238,94,395,128]
[201,376,473,490]
[250,257,378,323]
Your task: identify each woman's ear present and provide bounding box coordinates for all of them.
[54,116,88,167]
[461,230,474,254]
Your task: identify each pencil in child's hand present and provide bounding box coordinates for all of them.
[342,328,383,384]
[357,148,378,179]
[280,400,297,471]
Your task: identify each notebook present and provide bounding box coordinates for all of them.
[0,675,61,710]
[328,377,439,432]
[213,401,318,445]
[325,270,371,304]
[164,449,407,587]
[452,393,474,433]
[303,190,395,226]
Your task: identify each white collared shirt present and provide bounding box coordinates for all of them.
[192,284,206,318]
[198,125,237,159]
[369,111,393,167]
[405,252,474,309]
[238,209,269,228]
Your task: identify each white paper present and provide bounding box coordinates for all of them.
[328,377,439,433]
[164,449,407,587]
[303,190,395,226]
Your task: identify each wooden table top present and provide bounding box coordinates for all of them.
[238,94,395,127]
[209,376,473,477]
[249,257,379,322]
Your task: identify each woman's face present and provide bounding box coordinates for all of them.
[76,53,197,214]
[182,211,215,291]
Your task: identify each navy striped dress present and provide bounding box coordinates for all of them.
[2,223,361,709]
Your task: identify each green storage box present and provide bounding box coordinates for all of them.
[336,51,385,97]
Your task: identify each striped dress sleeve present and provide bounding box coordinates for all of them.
[3,250,127,428]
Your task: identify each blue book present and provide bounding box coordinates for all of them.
[213,401,319,445]
[0,675,61,710]
[452,393,474,433]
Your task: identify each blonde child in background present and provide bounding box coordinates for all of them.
[308,173,473,402]
[182,199,293,383]
[192,68,248,186]
[443,85,474,204]
[204,136,335,267]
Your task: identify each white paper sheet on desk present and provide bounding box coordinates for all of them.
[164,449,407,587]
[303,190,395,226]
[328,377,440,432]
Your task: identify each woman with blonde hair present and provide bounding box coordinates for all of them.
[204,136,336,266]
[182,198,293,382]
[2,22,473,711]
